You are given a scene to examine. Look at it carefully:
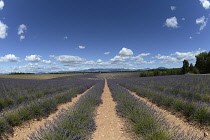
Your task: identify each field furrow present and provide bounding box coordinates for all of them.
[92,79,129,140]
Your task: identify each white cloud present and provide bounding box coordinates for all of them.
[199,0,210,9]
[50,48,153,68]
[131,53,150,60]
[11,63,62,73]
[171,6,176,11]
[18,24,27,41]
[110,55,128,64]
[131,53,153,65]
[137,53,150,57]
[134,57,147,65]
[110,49,151,65]
[20,35,25,41]
[164,17,178,28]
[18,24,27,35]
[172,49,205,61]
[79,46,85,49]
[84,60,95,66]
[154,54,178,64]
[25,55,52,64]
[196,16,208,31]
[0,54,20,62]
[51,55,86,66]
[25,55,42,62]
[97,59,102,63]
[0,0,4,10]
[42,60,52,64]
[119,47,133,56]
[153,49,206,64]
[189,36,192,39]
[109,48,134,64]
[0,21,8,39]
[64,36,68,40]
[182,18,185,21]
[104,52,110,55]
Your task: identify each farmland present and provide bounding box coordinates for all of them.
[0,73,210,140]
[0,73,84,80]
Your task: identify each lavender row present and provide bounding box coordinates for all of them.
[29,80,104,140]
[108,80,203,140]
[116,75,210,102]
[0,79,99,138]
[0,78,97,111]
[112,76,210,126]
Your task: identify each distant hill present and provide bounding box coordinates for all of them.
[157,67,167,69]
[5,67,170,74]
[51,68,151,74]
[78,68,153,72]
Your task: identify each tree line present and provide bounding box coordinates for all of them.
[140,51,210,77]
[182,51,210,74]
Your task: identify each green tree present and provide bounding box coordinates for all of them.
[153,69,160,76]
[192,67,199,74]
[195,52,210,74]
[189,63,194,73]
[181,60,189,74]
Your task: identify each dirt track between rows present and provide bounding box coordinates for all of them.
[6,87,93,140]
[91,80,130,140]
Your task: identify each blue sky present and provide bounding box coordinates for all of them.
[0,0,209,73]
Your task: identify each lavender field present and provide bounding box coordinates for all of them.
[0,73,209,140]
[0,74,100,138]
[111,75,210,127]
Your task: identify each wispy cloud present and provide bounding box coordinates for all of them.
[104,52,110,55]
[0,20,8,39]
[153,49,205,64]
[64,36,68,40]
[196,16,208,31]
[11,63,61,73]
[50,55,86,66]
[18,24,27,35]
[79,46,85,49]
[20,35,25,41]
[170,6,176,11]
[18,24,27,41]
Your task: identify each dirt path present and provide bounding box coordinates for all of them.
[91,80,130,140]
[128,90,209,139]
[7,87,93,140]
